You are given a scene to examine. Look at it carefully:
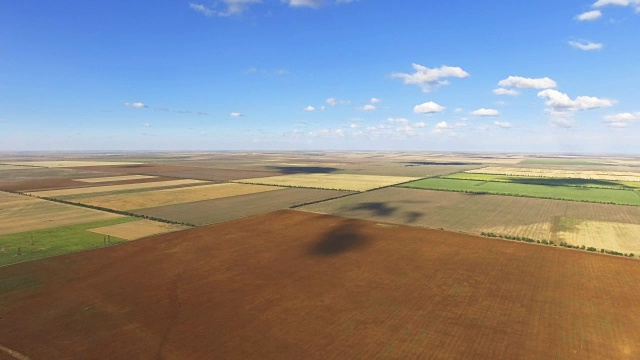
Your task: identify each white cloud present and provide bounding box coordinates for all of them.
[494,121,512,128]
[362,104,376,111]
[454,107,464,113]
[537,89,615,111]
[350,123,359,128]
[286,0,324,8]
[143,123,151,128]
[471,108,500,116]
[576,9,602,20]
[414,122,426,128]
[189,3,216,16]
[498,76,557,89]
[325,97,350,106]
[391,64,470,92]
[593,0,640,12]
[230,112,244,117]
[388,118,410,124]
[569,40,603,51]
[370,97,381,104]
[124,102,148,109]
[190,0,262,17]
[602,112,638,127]
[308,128,345,137]
[436,121,452,130]
[414,101,445,114]
[304,105,316,112]
[493,88,519,96]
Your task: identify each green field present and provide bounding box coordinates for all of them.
[399,177,640,206]
[443,172,640,190]
[0,217,137,267]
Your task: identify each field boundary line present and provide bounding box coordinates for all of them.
[0,344,31,360]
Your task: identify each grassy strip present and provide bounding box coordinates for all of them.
[399,178,640,206]
[480,232,635,258]
[0,217,137,267]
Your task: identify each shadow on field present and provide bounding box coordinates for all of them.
[309,220,369,256]
[506,177,627,188]
[404,211,423,223]
[268,166,339,174]
[405,161,479,166]
[350,202,396,216]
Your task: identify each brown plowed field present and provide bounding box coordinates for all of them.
[1,210,639,359]
[71,164,284,180]
[134,187,353,225]
[0,176,179,192]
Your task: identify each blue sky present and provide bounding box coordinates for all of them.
[1,0,639,152]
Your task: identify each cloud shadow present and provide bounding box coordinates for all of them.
[309,220,370,256]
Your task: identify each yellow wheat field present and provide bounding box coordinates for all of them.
[0,164,39,171]
[87,220,187,240]
[0,192,122,235]
[74,175,158,183]
[235,173,420,191]
[556,219,640,255]
[467,166,640,182]
[3,161,143,168]
[28,179,207,197]
[75,183,283,211]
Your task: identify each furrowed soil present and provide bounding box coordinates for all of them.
[134,187,353,225]
[1,210,639,359]
[300,187,640,254]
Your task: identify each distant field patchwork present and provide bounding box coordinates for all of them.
[2,161,143,168]
[0,192,123,236]
[27,179,208,198]
[74,175,158,183]
[443,172,640,190]
[73,183,283,211]
[400,177,640,206]
[236,173,420,191]
[468,166,640,182]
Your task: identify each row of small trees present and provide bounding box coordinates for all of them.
[481,232,634,258]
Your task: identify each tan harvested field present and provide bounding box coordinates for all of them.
[134,187,353,225]
[3,160,143,168]
[27,179,208,197]
[468,166,640,182]
[554,219,640,254]
[74,175,158,183]
[87,220,187,240]
[0,176,179,192]
[0,167,107,182]
[76,183,283,211]
[0,192,122,235]
[300,187,640,254]
[236,173,420,191]
[1,210,640,359]
[0,164,37,171]
[71,164,284,180]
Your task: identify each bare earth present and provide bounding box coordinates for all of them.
[3,161,143,168]
[0,210,639,359]
[73,175,158,183]
[27,179,208,197]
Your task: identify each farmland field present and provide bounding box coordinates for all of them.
[443,172,640,190]
[400,177,640,206]
[134,187,353,225]
[74,175,158,183]
[27,178,208,198]
[87,220,187,240]
[467,166,640,182]
[0,191,123,235]
[71,164,285,180]
[0,217,136,266]
[2,160,143,168]
[300,187,640,254]
[73,183,283,211]
[1,210,639,359]
[236,173,420,191]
